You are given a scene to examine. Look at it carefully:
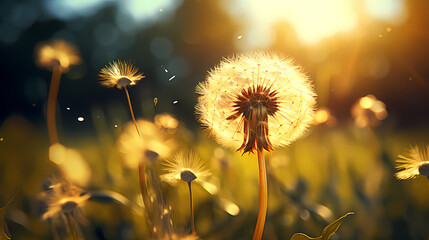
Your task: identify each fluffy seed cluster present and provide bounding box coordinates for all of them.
[117,120,177,168]
[195,52,316,153]
[160,151,210,185]
[40,179,89,220]
[396,145,429,180]
[99,60,144,88]
[35,39,81,71]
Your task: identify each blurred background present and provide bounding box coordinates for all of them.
[0,0,429,239]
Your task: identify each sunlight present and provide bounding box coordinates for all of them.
[228,0,357,46]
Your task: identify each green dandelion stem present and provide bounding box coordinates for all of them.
[123,86,140,137]
[252,148,267,240]
[46,64,63,145]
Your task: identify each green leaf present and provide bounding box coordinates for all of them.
[0,191,19,240]
[290,212,354,240]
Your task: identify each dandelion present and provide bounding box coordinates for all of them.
[396,145,429,180]
[35,39,81,144]
[118,120,177,237]
[99,60,145,136]
[40,178,89,239]
[195,52,316,240]
[118,120,176,168]
[161,151,210,234]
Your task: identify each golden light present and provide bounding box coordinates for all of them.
[359,95,375,109]
[155,113,179,130]
[228,0,357,46]
[314,108,330,124]
[219,198,240,216]
[49,143,91,187]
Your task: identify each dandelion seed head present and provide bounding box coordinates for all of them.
[195,52,316,153]
[35,39,81,71]
[99,60,145,89]
[396,145,429,180]
[160,151,210,185]
[40,178,89,220]
[118,120,177,168]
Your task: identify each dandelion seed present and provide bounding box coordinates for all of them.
[99,60,144,136]
[160,151,210,234]
[396,145,429,180]
[99,60,144,89]
[154,97,158,106]
[66,107,70,110]
[35,39,81,71]
[40,178,89,220]
[118,120,177,168]
[169,75,176,81]
[173,100,178,104]
[114,124,118,128]
[77,117,84,122]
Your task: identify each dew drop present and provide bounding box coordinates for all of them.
[66,107,71,110]
[77,117,84,122]
[168,75,176,81]
[114,124,118,128]
[173,100,178,104]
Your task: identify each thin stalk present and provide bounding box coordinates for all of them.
[188,181,195,234]
[123,86,140,137]
[252,148,267,240]
[47,64,63,145]
[138,163,152,217]
[49,219,60,240]
[65,212,77,240]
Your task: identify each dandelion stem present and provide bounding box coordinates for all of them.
[49,219,60,240]
[138,162,154,233]
[65,212,78,240]
[187,181,195,234]
[123,86,140,137]
[252,148,267,240]
[46,64,63,145]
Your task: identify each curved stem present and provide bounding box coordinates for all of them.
[47,65,63,145]
[188,181,195,234]
[123,86,140,137]
[138,162,153,226]
[252,148,267,240]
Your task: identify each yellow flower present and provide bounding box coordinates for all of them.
[396,145,429,180]
[40,179,89,220]
[160,151,210,184]
[99,60,145,88]
[118,120,177,168]
[196,52,316,154]
[35,39,81,71]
